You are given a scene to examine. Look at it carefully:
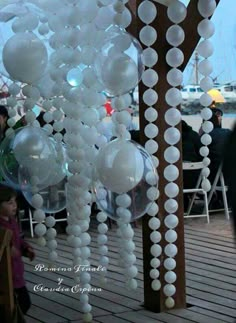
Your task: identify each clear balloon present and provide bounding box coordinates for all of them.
[96,139,145,194]
[0,128,21,189]
[21,177,67,214]
[94,140,158,221]
[3,32,48,84]
[96,27,143,97]
[13,126,55,168]
[18,140,68,192]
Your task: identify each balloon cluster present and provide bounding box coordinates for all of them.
[0,0,158,321]
[0,126,67,213]
[0,0,156,219]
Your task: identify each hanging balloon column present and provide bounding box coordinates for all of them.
[137,0,161,292]
[0,0,158,321]
[162,1,187,309]
[197,0,216,193]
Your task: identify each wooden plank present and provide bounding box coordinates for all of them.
[186,253,236,270]
[134,309,196,323]
[185,244,236,260]
[26,303,66,323]
[187,287,236,310]
[189,306,236,323]
[116,311,165,323]
[186,272,236,293]
[185,227,234,243]
[96,315,133,323]
[187,280,236,301]
[25,315,43,323]
[187,296,236,322]
[186,259,236,278]
[186,249,236,266]
[185,238,236,254]
[186,266,236,285]
[167,308,225,323]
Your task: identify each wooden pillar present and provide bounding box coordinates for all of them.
[138,2,185,312]
[137,0,221,312]
[0,228,14,322]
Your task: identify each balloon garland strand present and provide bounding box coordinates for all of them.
[137,0,161,291]
[0,1,159,321]
[163,0,187,309]
[198,0,216,193]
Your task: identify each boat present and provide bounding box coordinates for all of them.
[214,82,236,102]
[181,84,204,103]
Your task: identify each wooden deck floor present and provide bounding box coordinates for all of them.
[23,213,236,323]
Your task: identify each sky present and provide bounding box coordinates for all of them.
[182,0,236,85]
[0,0,235,88]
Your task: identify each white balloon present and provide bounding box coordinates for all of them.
[139,25,157,46]
[167,1,187,23]
[166,48,184,68]
[198,19,215,39]
[138,0,157,24]
[142,47,158,67]
[96,140,144,194]
[3,32,48,83]
[166,25,185,47]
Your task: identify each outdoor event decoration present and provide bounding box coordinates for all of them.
[162,0,186,309]
[198,0,216,193]
[0,0,159,321]
[137,0,161,294]
[0,0,217,320]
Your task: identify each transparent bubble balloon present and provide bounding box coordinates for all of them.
[96,27,143,97]
[96,139,146,194]
[19,139,68,192]
[12,126,56,170]
[3,32,48,84]
[0,1,46,79]
[0,128,22,189]
[94,141,157,221]
[21,177,67,214]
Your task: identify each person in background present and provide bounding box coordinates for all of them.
[0,185,35,318]
[222,123,236,234]
[130,129,140,144]
[207,113,231,185]
[182,120,202,211]
[0,105,9,142]
[199,106,223,136]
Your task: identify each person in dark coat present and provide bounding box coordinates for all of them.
[182,120,202,211]
[207,113,231,185]
[0,185,35,319]
[182,120,202,163]
[222,123,236,234]
[0,105,9,142]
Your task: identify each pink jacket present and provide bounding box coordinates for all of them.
[0,216,31,288]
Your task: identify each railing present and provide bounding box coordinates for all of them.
[0,227,14,322]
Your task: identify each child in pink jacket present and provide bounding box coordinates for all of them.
[0,184,35,317]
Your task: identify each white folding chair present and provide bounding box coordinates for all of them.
[183,161,210,223]
[19,190,68,237]
[19,208,68,238]
[207,164,230,220]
